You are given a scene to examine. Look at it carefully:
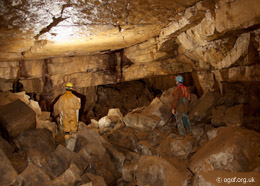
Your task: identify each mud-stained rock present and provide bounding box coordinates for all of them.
[14,129,56,166]
[86,173,107,186]
[123,112,160,132]
[212,104,243,126]
[51,164,81,186]
[14,162,51,186]
[136,156,187,186]
[36,119,58,138]
[158,135,194,159]
[159,87,174,108]
[0,135,14,156]
[77,128,119,185]
[43,145,75,179]
[0,148,18,186]
[189,90,216,123]
[189,127,260,174]
[0,99,36,138]
[193,170,260,186]
[142,97,172,127]
[122,160,138,182]
[104,143,126,173]
[107,127,138,152]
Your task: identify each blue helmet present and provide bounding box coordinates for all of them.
[175,75,183,83]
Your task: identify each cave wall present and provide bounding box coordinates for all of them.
[0,0,260,113]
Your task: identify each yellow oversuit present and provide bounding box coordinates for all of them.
[54,90,81,141]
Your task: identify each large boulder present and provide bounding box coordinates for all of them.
[51,164,82,186]
[136,156,187,186]
[160,87,174,108]
[158,135,194,159]
[0,135,14,156]
[0,148,18,186]
[0,99,36,138]
[0,91,41,116]
[123,112,160,131]
[77,128,119,185]
[142,97,172,127]
[86,173,107,186]
[43,145,75,179]
[14,162,51,186]
[189,91,216,123]
[193,170,260,186]
[98,108,123,133]
[107,127,138,151]
[189,127,260,174]
[212,104,243,126]
[14,129,56,167]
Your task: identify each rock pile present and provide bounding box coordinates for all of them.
[0,87,260,186]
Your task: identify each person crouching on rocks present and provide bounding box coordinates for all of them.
[172,75,192,139]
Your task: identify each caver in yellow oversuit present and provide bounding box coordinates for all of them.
[54,82,81,145]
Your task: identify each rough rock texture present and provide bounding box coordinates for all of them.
[158,135,194,159]
[123,112,160,132]
[189,90,216,123]
[14,128,56,165]
[212,104,243,126]
[14,162,51,186]
[0,99,36,138]
[77,128,119,185]
[189,127,260,174]
[0,148,18,186]
[142,97,172,127]
[136,156,187,186]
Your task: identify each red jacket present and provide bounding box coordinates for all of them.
[172,84,190,109]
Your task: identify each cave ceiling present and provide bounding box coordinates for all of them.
[0,0,200,61]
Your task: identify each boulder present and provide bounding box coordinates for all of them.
[14,129,56,165]
[189,91,216,123]
[36,119,58,138]
[86,173,107,186]
[212,104,243,126]
[43,145,75,179]
[107,108,123,121]
[142,97,172,127]
[189,127,260,174]
[122,160,138,182]
[0,135,14,156]
[77,128,119,185]
[193,170,260,186]
[14,162,51,186]
[0,148,18,186]
[160,87,174,108]
[136,140,152,155]
[98,116,114,133]
[104,143,126,173]
[0,91,41,116]
[107,127,138,151]
[136,156,187,186]
[0,99,36,138]
[158,135,194,159]
[123,112,160,132]
[51,164,82,186]
[224,104,243,126]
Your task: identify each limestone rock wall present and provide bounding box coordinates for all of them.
[0,0,260,104]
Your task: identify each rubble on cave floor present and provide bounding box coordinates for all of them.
[0,88,260,186]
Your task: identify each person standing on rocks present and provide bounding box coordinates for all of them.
[172,75,192,139]
[54,82,81,145]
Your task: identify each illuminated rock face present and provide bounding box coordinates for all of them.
[0,0,260,100]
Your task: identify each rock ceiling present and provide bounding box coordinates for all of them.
[0,0,199,61]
